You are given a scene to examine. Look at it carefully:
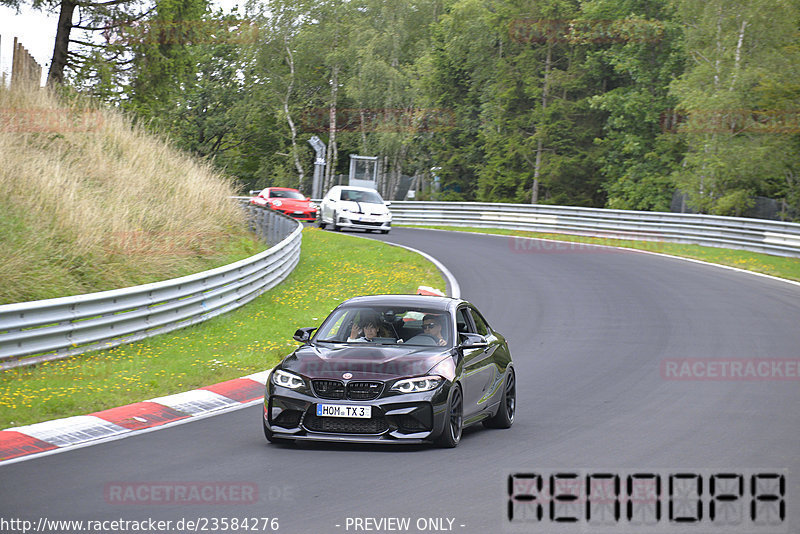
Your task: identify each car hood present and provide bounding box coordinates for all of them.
[272,198,311,209]
[338,201,389,215]
[281,343,451,380]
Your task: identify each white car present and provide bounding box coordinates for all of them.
[318,185,392,234]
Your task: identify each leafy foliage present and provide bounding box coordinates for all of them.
[51,0,800,216]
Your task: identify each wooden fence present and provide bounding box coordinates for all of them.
[1,35,43,87]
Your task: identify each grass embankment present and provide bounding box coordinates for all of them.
[0,85,259,304]
[404,225,800,282]
[0,228,446,428]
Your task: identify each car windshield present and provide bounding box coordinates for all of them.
[315,306,452,347]
[340,189,384,204]
[270,190,306,200]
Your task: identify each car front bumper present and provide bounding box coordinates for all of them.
[275,209,317,221]
[335,214,391,231]
[264,383,450,444]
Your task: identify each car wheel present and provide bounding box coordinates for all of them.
[436,384,463,448]
[483,368,515,429]
[380,230,390,234]
[332,211,341,232]
[318,215,326,229]
[263,418,292,445]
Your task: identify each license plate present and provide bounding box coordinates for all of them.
[316,404,371,418]
[294,211,304,215]
[362,216,376,222]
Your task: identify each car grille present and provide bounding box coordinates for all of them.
[355,220,384,227]
[304,412,389,434]
[280,210,313,219]
[312,380,383,400]
[347,381,384,400]
[312,380,346,399]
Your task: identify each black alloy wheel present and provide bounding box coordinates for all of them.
[436,385,463,448]
[483,368,515,429]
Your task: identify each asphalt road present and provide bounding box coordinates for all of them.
[1,227,798,534]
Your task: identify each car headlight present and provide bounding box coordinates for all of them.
[271,369,305,389]
[391,375,443,394]
[272,200,283,207]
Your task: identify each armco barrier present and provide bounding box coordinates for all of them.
[388,201,800,259]
[0,206,301,370]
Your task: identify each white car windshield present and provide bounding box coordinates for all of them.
[340,190,384,204]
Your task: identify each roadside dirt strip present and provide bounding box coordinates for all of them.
[0,371,271,464]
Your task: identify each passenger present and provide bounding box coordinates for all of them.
[348,314,380,342]
[422,314,447,346]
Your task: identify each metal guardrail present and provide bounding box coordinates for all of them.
[388,201,800,258]
[0,206,301,370]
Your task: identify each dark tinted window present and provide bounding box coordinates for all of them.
[270,189,305,199]
[456,308,473,334]
[469,308,490,336]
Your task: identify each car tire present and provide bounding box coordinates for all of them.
[318,215,326,229]
[436,384,463,448]
[483,368,515,429]
[380,230,390,234]
[263,418,292,445]
[332,211,341,232]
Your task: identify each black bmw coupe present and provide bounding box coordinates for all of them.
[263,294,515,447]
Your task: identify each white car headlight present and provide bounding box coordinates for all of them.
[271,369,305,389]
[391,375,443,394]
[272,199,283,207]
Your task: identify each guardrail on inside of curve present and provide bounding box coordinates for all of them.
[0,205,301,370]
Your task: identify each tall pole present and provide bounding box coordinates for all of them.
[308,136,326,199]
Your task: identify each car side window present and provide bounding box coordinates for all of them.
[468,308,490,336]
[456,308,474,334]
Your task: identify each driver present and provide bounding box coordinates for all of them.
[422,314,447,346]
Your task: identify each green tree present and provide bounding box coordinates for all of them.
[670,0,800,215]
[583,0,685,211]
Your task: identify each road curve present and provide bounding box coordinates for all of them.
[1,227,798,533]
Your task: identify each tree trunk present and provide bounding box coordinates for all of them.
[324,64,339,191]
[47,0,78,86]
[283,39,305,189]
[532,42,552,204]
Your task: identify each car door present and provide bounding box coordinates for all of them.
[457,306,497,420]
[467,307,506,409]
[322,187,339,222]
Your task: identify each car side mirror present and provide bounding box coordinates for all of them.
[293,327,316,343]
[458,333,487,348]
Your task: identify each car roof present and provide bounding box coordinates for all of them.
[267,187,300,192]
[338,294,462,312]
[331,185,381,193]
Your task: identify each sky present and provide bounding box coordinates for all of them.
[0,5,58,85]
[0,0,244,85]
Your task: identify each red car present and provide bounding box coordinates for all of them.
[250,187,317,221]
